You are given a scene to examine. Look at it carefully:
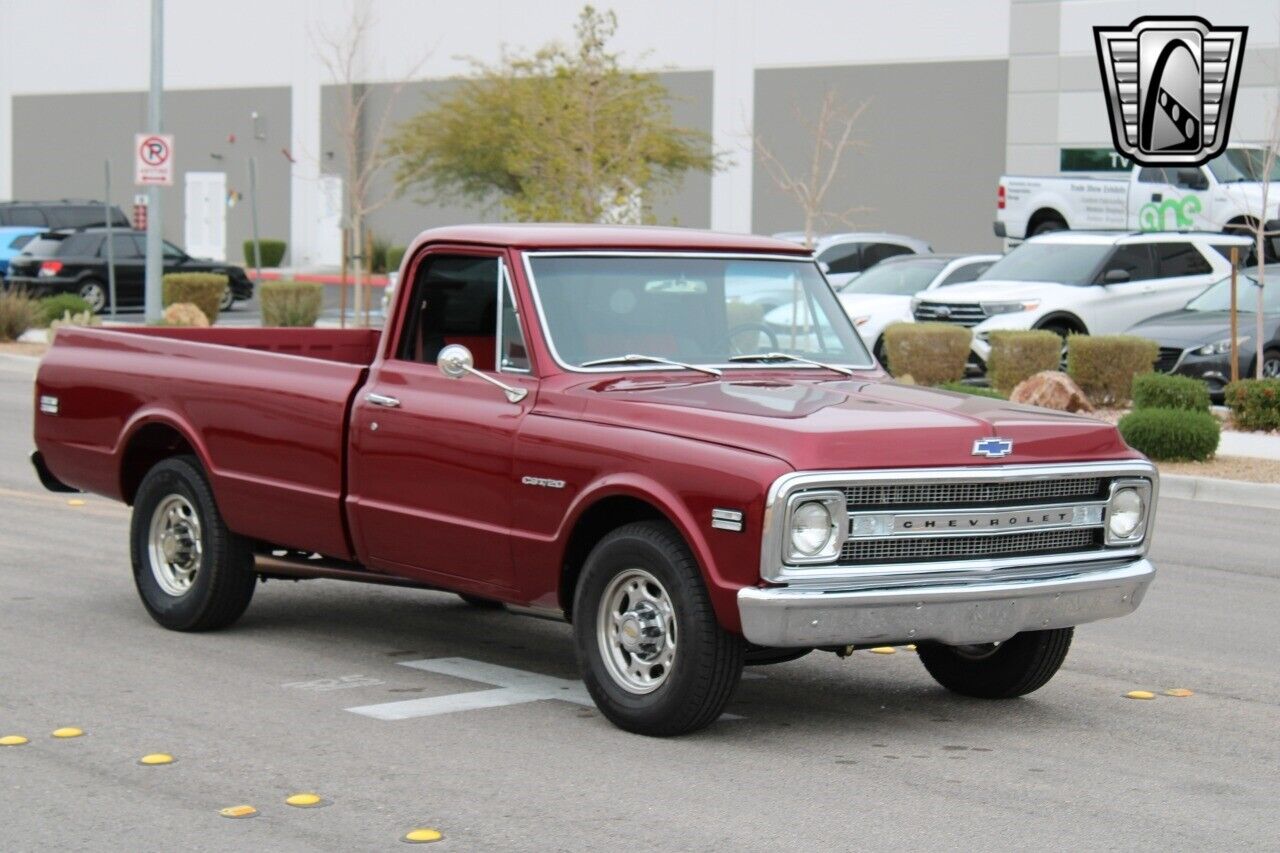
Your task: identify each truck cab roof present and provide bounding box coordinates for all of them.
[410,224,812,255]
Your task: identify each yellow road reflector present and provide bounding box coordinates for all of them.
[285,793,323,807]
[139,753,174,765]
[1124,690,1156,700]
[0,735,29,746]
[1164,688,1194,698]
[869,647,897,655]
[51,727,84,739]
[904,644,917,651]
[220,805,258,819]
[403,828,444,844]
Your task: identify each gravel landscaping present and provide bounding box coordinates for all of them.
[1159,456,1280,485]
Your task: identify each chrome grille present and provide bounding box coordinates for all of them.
[841,528,1099,564]
[1155,347,1185,372]
[843,477,1105,510]
[913,301,989,327]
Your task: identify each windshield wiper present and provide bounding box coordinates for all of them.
[728,352,855,376]
[580,354,723,376]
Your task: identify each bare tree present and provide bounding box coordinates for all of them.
[314,1,426,326]
[754,90,872,248]
[1246,102,1279,379]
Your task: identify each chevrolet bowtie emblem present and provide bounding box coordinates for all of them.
[1094,16,1247,167]
[972,438,1014,458]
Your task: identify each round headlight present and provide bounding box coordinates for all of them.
[1108,488,1143,539]
[790,501,835,556]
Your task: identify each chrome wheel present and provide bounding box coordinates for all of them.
[951,642,1002,661]
[1262,353,1280,378]
[219,288,235,311]
[79,281,106,313]
[597,568,677,694]
[147,495,203,597]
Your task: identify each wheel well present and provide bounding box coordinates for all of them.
[559,495,666,620]
[1034,312,1087,335]
[1027,208,1067,234]
[120,423,196,505]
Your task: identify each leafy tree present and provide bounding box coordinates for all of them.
[388,6,717,223]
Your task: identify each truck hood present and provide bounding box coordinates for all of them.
[557,374,1131,470]
[919,280,1071,304]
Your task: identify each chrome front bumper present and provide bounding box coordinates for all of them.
[737,559,1154,648]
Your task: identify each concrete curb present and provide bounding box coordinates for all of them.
[1160,474,1280,510]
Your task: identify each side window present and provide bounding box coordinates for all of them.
[1209,243,1256,266]
[498,269,531,372]
[396,254,502,371]
[1153,243,1212,277]
[4,207,47,226]
[1100,244,1155,282]
[939,261,993,286]
[102,235,141,259]
[861,242,915,268]
[59,234,102,256]
[817,243,863,274]
[1136,168,1168,184]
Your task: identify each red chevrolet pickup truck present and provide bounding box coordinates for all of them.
[33,224,1158,735]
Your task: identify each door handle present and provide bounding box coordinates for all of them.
[1151,192,1162,202]
[366,393,401,408]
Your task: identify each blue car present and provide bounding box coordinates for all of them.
[0,226,43,277]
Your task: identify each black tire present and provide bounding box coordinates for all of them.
[1256,347,1280,379]
[573,521,744,736]
[1031,218,1066,237]
[456,593,504,609]
[744,646,812,666]
[916,628,1073,699]
[220,289,236,311]
[1038,322,1080,371]
[130,455,256,632]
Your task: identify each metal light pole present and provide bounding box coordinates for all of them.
[144,0,164,322]
[248,156,262,282]
[104,160,117,320]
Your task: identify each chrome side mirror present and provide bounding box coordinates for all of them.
[437,344,528,404]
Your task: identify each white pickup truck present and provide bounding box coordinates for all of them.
[995,146,1279,252]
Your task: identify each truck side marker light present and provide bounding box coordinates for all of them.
[51,727,84,738]
[870,647,897,655]
[67,499,85,507]
[1124,690,1156,700]
[403,828,444,843]
[904,645,917,652]
[139,753,175,765]
[1164,688,1194,697]
[285,793,327,808]
[220,805,259,819]
[0,735,29,746]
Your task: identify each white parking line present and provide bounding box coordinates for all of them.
[344,657,744,721]
[345,657,593,720]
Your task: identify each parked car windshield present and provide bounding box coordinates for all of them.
[1207,148,1280,184]
[842,259,946,296]
[979,243,1111,285]
[528,255,873,369]
[1185,273,1280,313]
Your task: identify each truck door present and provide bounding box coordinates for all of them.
[1131,167,1214,232]
[346,248,536,594]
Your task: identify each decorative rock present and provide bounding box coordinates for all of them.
[1010,371,1095,413]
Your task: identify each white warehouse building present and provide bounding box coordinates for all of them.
[1,0,1277,267]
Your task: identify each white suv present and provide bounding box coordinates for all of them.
[912,231,1253,364]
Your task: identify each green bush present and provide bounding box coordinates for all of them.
[386,246,407,273]
[1224,379,1280,431]
[162,273,227,325]
[935,381,1004,399]
[882,322,971,385]
[1131,372,1210,412]
[1066,334,1158,406]
[38,294,93,327]
[988,330,1061,395]
[0,289,41,341]
[1117,407,1220,461]
[261,281,324,327]
[242,239,286,268]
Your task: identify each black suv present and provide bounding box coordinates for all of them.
[0,200,129,229]
[5,229,254,313]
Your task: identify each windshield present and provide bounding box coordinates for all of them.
[979,243,1111,285]
[1207,148,1280,183]
[842,260,946,296]
[528,255,872,369]
[1185,274,1280,313]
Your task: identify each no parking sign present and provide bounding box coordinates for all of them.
[134,133,174,186]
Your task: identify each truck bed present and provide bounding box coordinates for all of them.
[35,326,382,559]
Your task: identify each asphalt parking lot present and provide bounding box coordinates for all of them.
[1,353,1277,851]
